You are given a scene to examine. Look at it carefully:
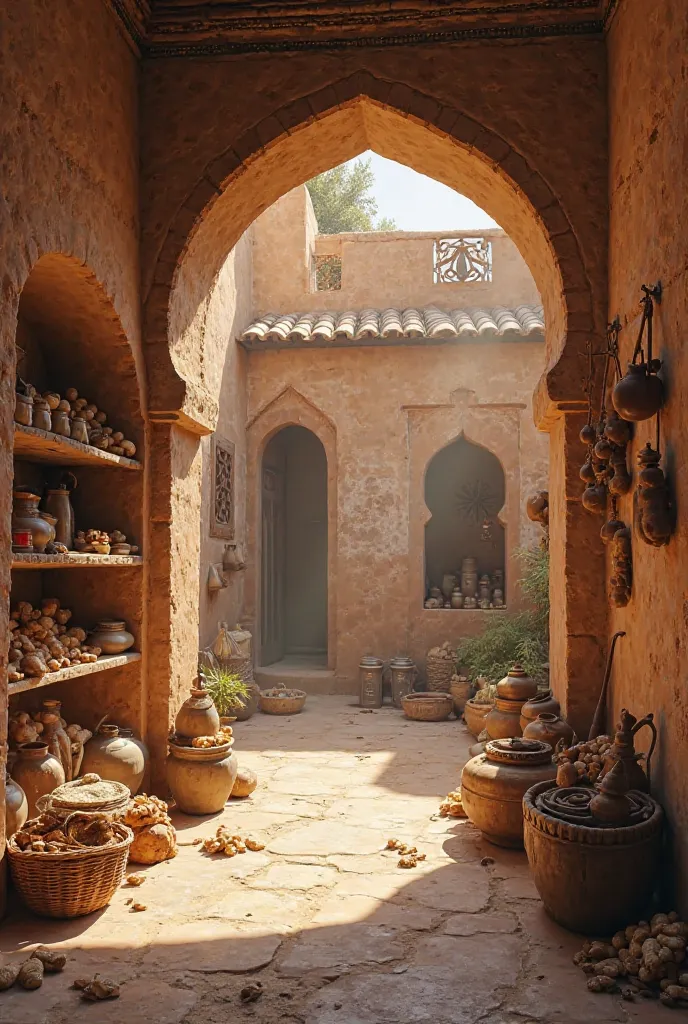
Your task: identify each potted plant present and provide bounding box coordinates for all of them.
[199,661,251,723]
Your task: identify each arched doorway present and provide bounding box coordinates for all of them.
[424,436,506,607]
[260,426,328,668]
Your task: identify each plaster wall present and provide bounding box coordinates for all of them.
[607,0,688,908]
[252,188,539,314]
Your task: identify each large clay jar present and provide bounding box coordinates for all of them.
[13,742,65,818]
[5,772,29,837]
[460,739,557,848]
[88,620,135,654]
[463,698,492,738]
[519,690,561,732]
[523,713,575,752]
[175,685,221,739]
[496,664,538,702]
[81,724,148,794]
[486,697,525,740]
[167,744,238,814]
[12,491,53,553]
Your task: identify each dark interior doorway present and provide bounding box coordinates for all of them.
[261,425,328,667]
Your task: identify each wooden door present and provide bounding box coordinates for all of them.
[261,463,285,666]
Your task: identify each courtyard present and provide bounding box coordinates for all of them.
[0,698,664,1024]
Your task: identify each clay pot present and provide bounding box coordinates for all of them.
[496,665,538,702]
[44,486,75,549]
[460,739,557,848]
[81,724,148,794]
[70,416,89,444]
[32,397,52,431]
[463,698,493,738]
[167,744,238,815]
[449,675,473,716]
[5,772,28,837]
[174,685,221,740]
[522,713,575,752]
[450,588,464,609]
[50,408,71,436]
[12,742,66,818]
[460,558,478,598]
[14,393,33,427]
[612,362,664,422]
[519,690,561,732]
[486,696,524,740]
[12,491,53,553]
[231,767,258,798]
[523,779,663,932]
[581,483,608,514]
[88,619,135,654]
[230,681,261,722]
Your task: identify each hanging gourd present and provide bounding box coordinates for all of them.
[612,284,664,422]
[634,442,674,547]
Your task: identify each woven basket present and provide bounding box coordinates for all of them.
[259,690,307,716]
[401,693,453,722]
[7,813,133,919]
[425,648,456,692]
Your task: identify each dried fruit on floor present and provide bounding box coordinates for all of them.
[131,903,147,912]
[17,959,44,990]
[74,974,121,1000]
[398,855,418,869]
[0,963,21,990]
[439,789,467,818]
[240,981,264,1003]
[125,874,146,886]
[588,975,618,993]
[30,947,66,972]
[245,837,265,852]
[200,827,266,858]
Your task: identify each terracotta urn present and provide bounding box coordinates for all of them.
[463,698,492,738]
[520,692,561,734]
[12,491,53,553]
[167,743,238,815]
[496,664,538,702]
[12,742,66,818]
[460,738,557,848]
[612,362,664,422]
[522,713,575,752]
[174,684,221,740]
[486,696,525,740]
[80,724,148,794]
[5,772,29,837]
[88,619,135,654]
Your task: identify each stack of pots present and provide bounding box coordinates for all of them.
[166,684,238,815]
[485,664,538,740]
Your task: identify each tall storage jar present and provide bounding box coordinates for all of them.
[81,724,148,794]
[13,742,66,818]
[167,744,238,815]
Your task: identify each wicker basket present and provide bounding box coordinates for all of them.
[259,689,307,716]
[401,693,453,722]
[425,644,456,692]
[7,813,134,919]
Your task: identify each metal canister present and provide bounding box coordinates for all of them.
[389,656,417,709]
[359,656,384,708]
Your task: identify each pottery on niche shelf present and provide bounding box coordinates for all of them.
[12,491,53,553]
[88,619,135,654]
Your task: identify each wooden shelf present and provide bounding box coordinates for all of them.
[12,553,143,570]
[13,423,142,470]
[8,652,141,696]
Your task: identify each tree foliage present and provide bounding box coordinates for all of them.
[306,158,397,233]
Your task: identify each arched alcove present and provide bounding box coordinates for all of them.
[260,426,328,668]
[424,436,506,608]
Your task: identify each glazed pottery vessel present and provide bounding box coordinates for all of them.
[460,738,556,848]
[81,724,148,794]
[13,742,66,818]
[519,690,561,732]
[167,744,238,814]
[88,619,135,654]
[486,696,525,740]
[5,772,29,837]
[522,713,575,752]
[12,491,52,553]
[497,664,538,702]
[44,486,75,549]
[174,685,221,739]
[463,698,492,738]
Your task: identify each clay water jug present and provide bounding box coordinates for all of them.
[520,690,561,732]
[522,713,575,752]
[486,696,524,740]
[5,772,28,837]
[496,664,538,701]
[612,363,664,422]
[13,742,65,818]
[174,684,221,739]
[88,620,135,654]
[81,724,148,794]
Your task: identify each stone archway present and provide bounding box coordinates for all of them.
[143,78,607,749]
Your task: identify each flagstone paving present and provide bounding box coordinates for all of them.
[0,696,663,1023]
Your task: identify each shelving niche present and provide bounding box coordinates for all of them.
[8,254,146,749]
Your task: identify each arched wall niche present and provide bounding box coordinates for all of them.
[148,81,598,432]
[245,387,338,673]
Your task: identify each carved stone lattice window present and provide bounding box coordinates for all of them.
[210,435,235,539]
[314,254,342,291]
[433,237,492,284]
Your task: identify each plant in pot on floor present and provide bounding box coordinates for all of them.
[199,660,251,725]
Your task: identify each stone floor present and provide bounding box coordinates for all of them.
[0,697,664,1024]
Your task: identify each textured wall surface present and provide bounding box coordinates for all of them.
[606,0,688,909]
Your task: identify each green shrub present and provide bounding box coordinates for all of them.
[455,546,549,686]
[199,660,250,715]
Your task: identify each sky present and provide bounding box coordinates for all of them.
[359,150,499,231]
